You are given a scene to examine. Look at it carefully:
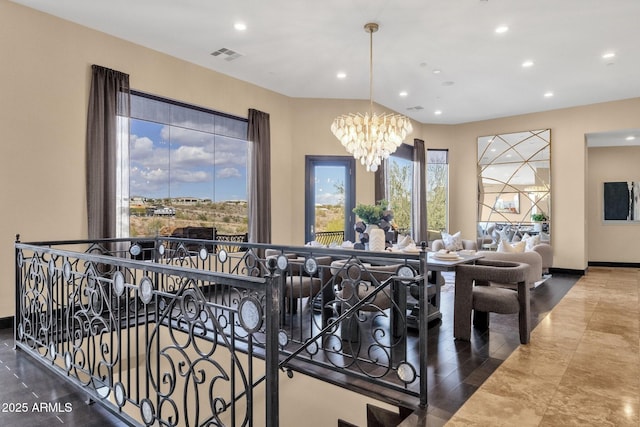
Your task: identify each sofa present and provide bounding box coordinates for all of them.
[431,238,478,252]
[529,242,553,274]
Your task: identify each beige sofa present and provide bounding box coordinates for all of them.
[529,243,553,274]
[431,238,478,252]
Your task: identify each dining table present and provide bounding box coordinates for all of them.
[318,247,483,332]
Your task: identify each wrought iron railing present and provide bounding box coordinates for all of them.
[15,236,430,426]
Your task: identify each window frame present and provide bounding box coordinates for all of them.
[118,91,249,238]
[426,149,449,237]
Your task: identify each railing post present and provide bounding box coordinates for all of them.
[14,234,21,349]
[419,249,429,408]
[264,257,281,427]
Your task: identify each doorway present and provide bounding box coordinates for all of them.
[305,156,356,245]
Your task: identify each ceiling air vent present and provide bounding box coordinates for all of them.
[210,48,243,61]
[406,106,424,111]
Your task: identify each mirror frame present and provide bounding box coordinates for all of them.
[477,129,551,248]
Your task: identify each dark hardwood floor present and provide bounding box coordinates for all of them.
[0,273,578,426]
[0,328,129,426]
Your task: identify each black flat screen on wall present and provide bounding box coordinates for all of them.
[603,181,639,221]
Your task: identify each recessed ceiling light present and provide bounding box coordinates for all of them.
[336,72,347,79]
[399,91,408,97]
[544,91,554,98]
[434,110,442,115]
[433,69,442,74]
[234,22,247,31]
[495,25,509,34]
[522,60,534,68]
[626,136,636,141]
[602,52,616,59]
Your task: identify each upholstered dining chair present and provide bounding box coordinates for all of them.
[331,261,402,313]
[454,259,531,344]
[331,260,404,342]
[283,255,333,315]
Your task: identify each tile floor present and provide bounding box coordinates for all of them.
[446,267,640,426]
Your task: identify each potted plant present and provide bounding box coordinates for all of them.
[531,213,548,222]
[353,200,388,226]
[352,200,393,250]
[531,212,548,232]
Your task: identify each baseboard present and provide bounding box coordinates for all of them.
[0,316,14,330]
[588,261,640,268]
[549,267,586,276]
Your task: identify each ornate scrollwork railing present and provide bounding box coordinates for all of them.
[15,236,430,425]
[15,237,282,426]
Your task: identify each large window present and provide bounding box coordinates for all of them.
[387,144,414,234]
[125,92,249,237]
[426,149,449,240]
[385,146,448,241]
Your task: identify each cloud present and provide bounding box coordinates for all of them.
[315,192,341,205]
[173,169,211,183]
[216,167,241,179]
[129,121,248,198]
[132,129,247,170]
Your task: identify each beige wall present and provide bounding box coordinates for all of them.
[440,99,640,272]
[3,0,640,318]
[587,146,640,262]
[0,0,293,317]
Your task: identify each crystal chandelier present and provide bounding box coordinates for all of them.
[331,23,413,172]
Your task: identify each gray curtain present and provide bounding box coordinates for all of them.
[248,109,271,243]
[412,139,428,244]
[374,162,386,204]
[86,65,130,240]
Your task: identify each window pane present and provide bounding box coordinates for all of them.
[126,93,249,237]
[214,136,248,202]
[313,165,346,234]
[427,149,448,239]
[130,120,170,200]
[387,156,413,233]
[168,126,215,200]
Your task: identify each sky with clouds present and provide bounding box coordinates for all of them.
[314,165,345,206]
[130,119,247,201]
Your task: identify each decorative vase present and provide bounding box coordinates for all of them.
[369,227,386,252]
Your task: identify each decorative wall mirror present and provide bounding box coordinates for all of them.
[477,129,551,248]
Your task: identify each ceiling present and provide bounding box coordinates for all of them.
[11,0,640,125]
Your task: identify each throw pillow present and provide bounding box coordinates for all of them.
[442,231,463,251]
[521,233,541,251]
[497,240,526,253]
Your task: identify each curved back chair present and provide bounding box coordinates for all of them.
[454,259,531,344]
[332,261,402,312]
[284,255,333,314]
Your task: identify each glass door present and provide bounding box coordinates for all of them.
[305,156,355,245]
